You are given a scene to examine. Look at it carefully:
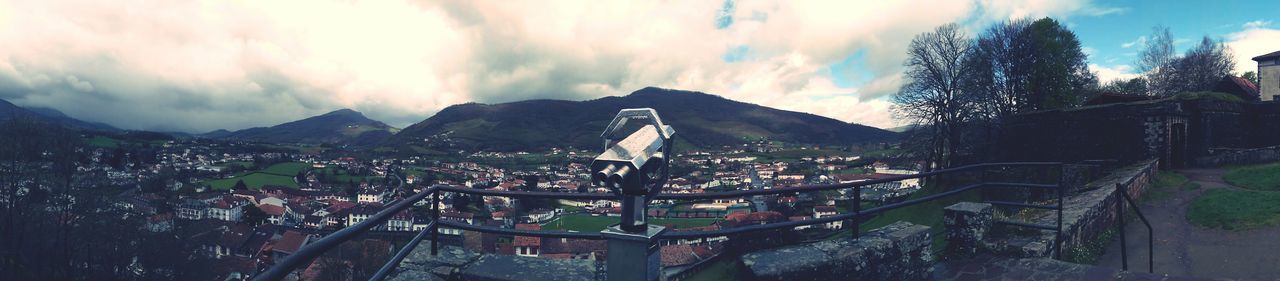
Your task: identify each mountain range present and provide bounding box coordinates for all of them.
[391,87,897,151]
[0,98,121,131]
[2,87,898,149]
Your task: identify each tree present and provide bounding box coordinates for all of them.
[1137,26,1176,73]
[965,18,1034,120]
[243,205,268,226]
[232,179,248,191]
[892,23,977,170]
[1243,71,1259,86]
[1024,18,1096,109]
[1138,26,1177,97]
[1168,37,1236,94]
[1139,28,1236,97]
[453,194,471,211]
[1102,78,1149,96]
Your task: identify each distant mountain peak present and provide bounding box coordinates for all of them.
[322,108,362,117]
[208,108,395,144]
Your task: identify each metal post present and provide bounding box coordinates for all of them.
[602,225,666,281]
[852,186,861,239]
[431,190,440,256]
[1116,183,1127,270]
[1056,165,1064,260]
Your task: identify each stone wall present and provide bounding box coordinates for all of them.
[997,97,1280,169]
[738,222,934,281]
[974,160,1156,259]
[997,101,1179,166]
[1193,145,1280,167]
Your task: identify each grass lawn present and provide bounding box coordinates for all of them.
[205,172,298,190]
[317,167,383,185]
[261,162,310,176]
[542,214,719,232]
[1146,171,1198,200]
[86,136,122,148]
[1223,162,1280,191]
[1187,189,1280,230]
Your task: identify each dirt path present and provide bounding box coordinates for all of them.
[1094,168,1280,281]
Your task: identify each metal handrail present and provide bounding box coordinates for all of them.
[369,221,436,281]
[1115,182,1154,273]
[252,161,1063,281]
[253,186,438,281]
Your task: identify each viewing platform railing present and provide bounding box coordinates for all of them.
[252,162,1065,281]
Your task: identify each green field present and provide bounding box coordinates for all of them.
[746,148,854,162]
[1187,189,1280,230]
[204,172,298,190]
[317,167,383,185]
[86,136,122,148]
[1224,162,1280,191]
[261,162,310,176]
[542,214,719,232]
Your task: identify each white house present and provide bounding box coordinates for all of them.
[813,205,841,230]
[1254,50,1280,101]
[206,196,248,222]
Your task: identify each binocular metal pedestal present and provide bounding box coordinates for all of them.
[601,225,667,281]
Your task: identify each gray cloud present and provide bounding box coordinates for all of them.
[0,0,1113,131]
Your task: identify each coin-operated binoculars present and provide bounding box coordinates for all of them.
[591,108,674,281]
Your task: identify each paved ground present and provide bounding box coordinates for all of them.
[934,255,1209,281]
[1095,168,1280,281]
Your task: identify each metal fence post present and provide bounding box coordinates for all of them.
[1116,182,1128,270]
[852,186,861,239]
[431,189,440,256]
[1056,164,1064,260]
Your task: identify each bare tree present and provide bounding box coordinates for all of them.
[1168,37,1236,94]
[1137,26,1176,74]
[965,18,1034,120]
[892,23,977,170]
[1138,26,1177,97]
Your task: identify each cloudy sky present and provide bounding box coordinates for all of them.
[0,0,1276,133]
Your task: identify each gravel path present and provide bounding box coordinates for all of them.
[1094,168,1280,281]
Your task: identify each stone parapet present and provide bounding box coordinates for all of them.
[389,245,599,281]
[739,221,933,281]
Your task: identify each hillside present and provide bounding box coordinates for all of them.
[212,109,397,144]
[0,98,121,131]
[393,87,898,151]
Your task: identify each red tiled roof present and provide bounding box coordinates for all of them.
[514,224,542,247]
[814,205,838,213]
[660,244,701,267]
[273,231,309,254]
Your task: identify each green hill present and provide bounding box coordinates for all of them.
[392,87,898,151]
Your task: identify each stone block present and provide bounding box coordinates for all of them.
[944,202,993,257]
[741,221,933,281]
[457,255,599,281]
